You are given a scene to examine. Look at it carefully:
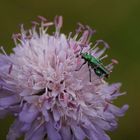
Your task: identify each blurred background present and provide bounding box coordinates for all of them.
[0,0,139,139]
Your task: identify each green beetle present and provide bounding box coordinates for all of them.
[80,52,110,79]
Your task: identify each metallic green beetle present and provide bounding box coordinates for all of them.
[80,52,110,79]
[76,51,110,81]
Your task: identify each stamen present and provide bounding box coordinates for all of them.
[20,24,26,34]
[68,32,72,40]
[43,22,54,27]
[37,16,49,34]
[54,16,63,30]
[80,30,89,44]
[111,59,119,65]
[0,46,7,56]
[12,33,21,45]
[37,15,47,22]
[0,47,14,64]
[12,33,21,39]
[75,22,85,34]
[106,59,118,71]
[94,40,110,49]
[31,21,39,26]
[25,34,32,40]
[100,54,108,60]
[79,25,96,45]
[74,23,85,40]
[85,25,96,43]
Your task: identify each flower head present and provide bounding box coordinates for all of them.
[0,16,128,140]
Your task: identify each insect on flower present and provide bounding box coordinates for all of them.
[75,25,117,80]
[0,15,128,140]
[80,51,110,78]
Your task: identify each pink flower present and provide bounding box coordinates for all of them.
[0,16,128,140]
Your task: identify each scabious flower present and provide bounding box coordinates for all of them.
[0,16,128,140]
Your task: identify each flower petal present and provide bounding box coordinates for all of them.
[109,104,129,117]
[71,124,86,140]
[42,107,50,122]
[46,121,61,140]
[19,104,39,123]
[7,119,23,140]
[25,122,46,140]
[60,126,72,140]
[0,94,20,108]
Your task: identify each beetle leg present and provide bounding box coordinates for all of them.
[75,61,87,71]
[89,66,92,82]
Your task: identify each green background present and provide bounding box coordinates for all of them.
[0,0,139,139]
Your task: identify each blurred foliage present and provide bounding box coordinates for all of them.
[0,0,139,139]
